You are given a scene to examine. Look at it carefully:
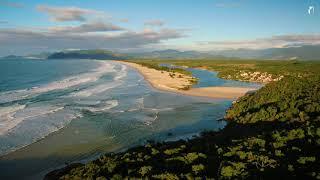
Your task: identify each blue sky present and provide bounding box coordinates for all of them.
[0,0,320,55]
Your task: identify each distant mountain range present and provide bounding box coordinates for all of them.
[127,49,227,59]
[211,45,320,60]
[2,45,320,60]
[47,50,128,60]
[128,45,320,60]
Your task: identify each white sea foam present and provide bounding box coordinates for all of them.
[74,100,102,105]
[0,61,134,155]
[136,97,144,105]
[70,81,122,97]
[0,108,82,155]
[136,97,144,108]
[0,104,64,135]
[84,100,119,112]
[114,65,127,80]
[87,100,119,112]
[98,100,119,111]
[144,107,174,112]
[69,64,127,98]
[0,105,27,132]
[0,104,26,117]
[128,97,173,113]
[144,112,158,126]
[0,61,115,103]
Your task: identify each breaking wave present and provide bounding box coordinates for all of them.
[0,61,115,104]
[0,104,65,135]
[0,61,129,156]
[84,100,119,112]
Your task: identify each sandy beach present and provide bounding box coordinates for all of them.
[118,61,257,99]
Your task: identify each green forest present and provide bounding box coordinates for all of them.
[45,60,320,180]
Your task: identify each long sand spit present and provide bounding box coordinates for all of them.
[117,61,258,99]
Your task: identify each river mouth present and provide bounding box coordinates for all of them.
[0,60,259,180]
[159,63,262,88]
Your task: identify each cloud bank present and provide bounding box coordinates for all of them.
[197,34,320,50]
[37,5,104,22]
[2,4,320,55]
[0,5,186,55]
[48,22,124,33]
[0,27,184,55]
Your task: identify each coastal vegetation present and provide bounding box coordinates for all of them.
[45,60,320,180]
[128,59,320,83]
[226,76,320,123]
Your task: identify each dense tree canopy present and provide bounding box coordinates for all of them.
[226,76,320,123]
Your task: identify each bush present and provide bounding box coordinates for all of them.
[192,164,205,175]
[139,166,152,176]
[221,162,247,178]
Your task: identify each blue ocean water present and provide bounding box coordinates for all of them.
[0,59,116,154]
[0,59,98,92]
[0,59,258,179]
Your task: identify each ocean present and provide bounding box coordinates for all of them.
[0,59,256,179]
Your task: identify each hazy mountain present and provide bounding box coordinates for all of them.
[128,49,227,59]
[261,45,320,60]
[128,45,320,60]
[212,45,320,60]
[4,45,320,61]
[47,50,129,60]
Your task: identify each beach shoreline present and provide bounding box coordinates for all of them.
[117,61,257,99]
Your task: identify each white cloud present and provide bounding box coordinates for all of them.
[48,21,125,33]
[144,19,165,26]
[36,5,105,22]
[0,4,188,55]
[196,34,320,50]
[0,27,184,55]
